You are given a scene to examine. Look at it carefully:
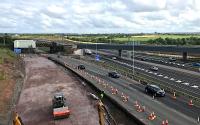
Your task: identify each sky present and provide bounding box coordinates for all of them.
[0,0,200,33]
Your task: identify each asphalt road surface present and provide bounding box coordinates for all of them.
[96,52,200,98]
[51,55,200,125]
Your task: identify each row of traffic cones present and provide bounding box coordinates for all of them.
[172,92,194,106]
[111,87,118,95]
[161,120,169,125]
[77,68,173,124]
[148,112,156,120]
[134,101,145,112]
[134,100,157,121]
[121,92,129,102]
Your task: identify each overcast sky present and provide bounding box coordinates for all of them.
[0,0,200,33]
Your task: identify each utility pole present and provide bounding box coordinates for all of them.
[3,34,5,45]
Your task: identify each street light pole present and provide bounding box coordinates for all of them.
[3,35,5,45]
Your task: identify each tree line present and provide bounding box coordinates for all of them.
[68,36,200,45]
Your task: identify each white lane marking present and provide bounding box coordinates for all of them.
[170,78,175,81]
[181,82,190,86]
[176,80,182,83]
[164,76,169,79]
[191,85,199,89]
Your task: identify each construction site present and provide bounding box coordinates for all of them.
[0,48,137,125]
[0,39,200,125]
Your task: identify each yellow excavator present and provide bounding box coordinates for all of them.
[13,112,23,125]
[97,100,117,125]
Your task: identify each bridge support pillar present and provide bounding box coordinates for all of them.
[182,52,187,61]
[118,50,122,57]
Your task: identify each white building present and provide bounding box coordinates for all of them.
[14,40,36,53]
[14,40,36,49]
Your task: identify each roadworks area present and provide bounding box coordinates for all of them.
[12,55,99,125]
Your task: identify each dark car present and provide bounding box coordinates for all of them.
[192,63,200,67]
[145,84,165,97]
[77,65,85,70]
[150,66,158,71]
[108,72,120,78]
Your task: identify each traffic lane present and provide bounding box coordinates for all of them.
[93,70,200,120]
[99,55,200,97]
[61,56,199,124]
[134,60,200,85]
[118,58,200,97]
[132,61,200,95]
[99,51,200,77]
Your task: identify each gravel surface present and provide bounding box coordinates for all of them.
[16,56,99,125]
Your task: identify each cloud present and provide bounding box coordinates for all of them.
[0,0,200,33]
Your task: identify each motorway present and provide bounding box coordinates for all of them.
[100,49,200,72]
[95,51,200,98]
[49,55,200,125]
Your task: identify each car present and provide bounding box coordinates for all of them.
[169,57,176,62]
[140,58,147,61]
[112,57,117,60]
[77,65,85,70]
[192,63,200,67]
[145,84,165,97]
[108,71,120,78]
[150,66,158,71]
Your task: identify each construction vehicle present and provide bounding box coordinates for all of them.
[97,100,117,125]
[52,93,71,119]
[13,112,23,125]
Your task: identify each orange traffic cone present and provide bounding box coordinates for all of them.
[134,100,139,107]
[121,92,124,98]
[111,88,115,94]
[123,95,128,102]
[136,105,142,112]
[115,89,118,94]
[172,92,176,99]
[141,106,145,112]
[148,112,156,120]
[188,99,194,106]
[161,120,165,125]
[165,120,168,125]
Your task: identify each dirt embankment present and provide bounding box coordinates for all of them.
[0,53,24,125]
[16,56,99,125]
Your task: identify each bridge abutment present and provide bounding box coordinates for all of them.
[182,52,187,61]
[118,49,122,57]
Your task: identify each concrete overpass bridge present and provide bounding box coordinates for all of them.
[77,44,200,60]
[35,40,200,60]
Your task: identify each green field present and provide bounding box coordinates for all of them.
[67,34,200,45]
[68,34,200,41]
[11,33,200,45]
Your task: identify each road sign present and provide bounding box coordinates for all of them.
[95,54,100,61]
